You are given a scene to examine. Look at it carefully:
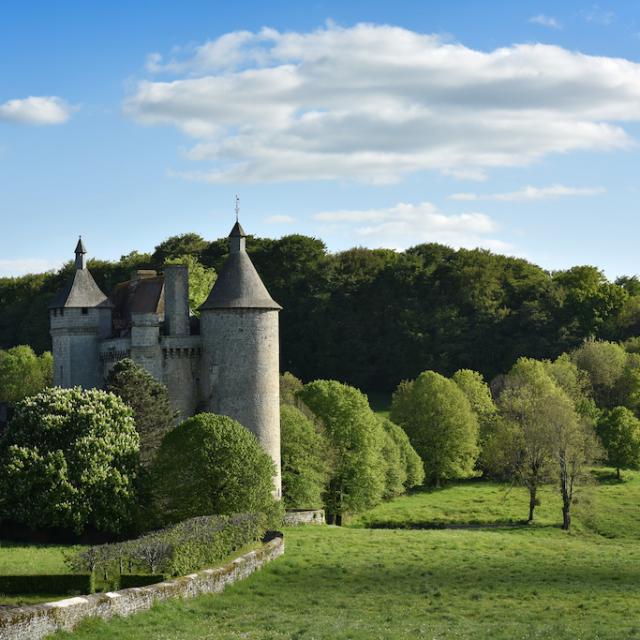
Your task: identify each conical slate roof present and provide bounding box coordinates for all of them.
[49,239,113,309]
[199,223,281,311]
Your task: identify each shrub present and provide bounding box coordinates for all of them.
[119,574,164,588]
[106,358,176,467]
[0,387,141,534]
[298,380,385,523]
[280,404,331,509]
[151,413,276,524]
[0,574,91,595]
[390,371,479,486]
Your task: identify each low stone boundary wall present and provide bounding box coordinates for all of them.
[0,533,284,640]
[283,509,325,526]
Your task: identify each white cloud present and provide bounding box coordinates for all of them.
[125,23,640,184]
[264,214,295,224]
[0,96,75,125]
[529,15,562,29]
[582,6,615,25]
[313,201,510,251]
[449,184,605,202]
[0,258,62,277]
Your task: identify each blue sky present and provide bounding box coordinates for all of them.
[1,0,639,278]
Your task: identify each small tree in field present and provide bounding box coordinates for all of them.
[390,371,479,486]
[598,406,640,480]
[106,358,176,467]
[0,345,52,404]
[298,380,385,524]
[280,404,331,509]
[152,413,276,524]
[379,418,425,490]
[0,387,140,534]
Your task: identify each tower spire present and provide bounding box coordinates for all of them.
[74,236,87,270]
[235,194,239,223]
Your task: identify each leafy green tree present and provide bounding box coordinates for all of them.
[390,371,479,486]
[152,233,208,265]
[379,417,425,489]
[164,255,216,315]
[106,358,176,467]
[152,413,276,524]
[598,406,640,480]
[0,387,140,534]
[298,380,385,524]
[452,369,497,469]
[280,404,331,509]
[379,424,406,499]
[0,345,52,404]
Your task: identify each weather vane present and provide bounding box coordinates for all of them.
[235,194,240,222]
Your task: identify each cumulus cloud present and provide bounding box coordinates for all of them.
[125,23,640,184]
[313,201,510,251]
[449,184,605,202]
[264,214,295,223]
[0,96,74,125]
[529,15,562,29]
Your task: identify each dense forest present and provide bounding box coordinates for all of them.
[1,231,639,393]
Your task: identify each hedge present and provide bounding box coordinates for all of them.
[0,574,91,595]
[68,513,266,580]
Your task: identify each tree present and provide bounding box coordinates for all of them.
[164,255,216,315]
[280,405,331,509]
[106,358,176,467]
[0,387,140,534]
[0,345,52,404]
[452,369,497,469]
[298,380,385,524]
[380,417,425,490]
[151,233,208,265]
[570,340,627,408]
[390,371,479,486]
[497,358,571,523]
[151,413,276,524]
[598,406,640,480]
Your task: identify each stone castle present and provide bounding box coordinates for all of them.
[49,221,282,495]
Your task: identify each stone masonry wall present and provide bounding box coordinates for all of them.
[0,534,284,640]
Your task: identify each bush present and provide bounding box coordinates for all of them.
[106,358,176,467]
[0,387,141,534]
[280,405,331,509]
[390,371,479,485]
[0,574,91,595]
[151,413,276,524]
[68,513,266,580]
[119,574,164,588]
[298,380,385,523]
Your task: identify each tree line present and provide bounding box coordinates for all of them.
[2,232,640,392]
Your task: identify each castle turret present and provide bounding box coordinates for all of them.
[49,237,113,388]
[199,221,282,497]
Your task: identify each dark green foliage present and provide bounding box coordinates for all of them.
[0,345,52,404]
[0,387,141,534]
[106,358,176,466]
[119,574,164,588]
[68,513,265,580]
[391,372,479,485]
[151,233,208,265]
[298,380,385,522]
[280,405,331,509]
[0,574,91,595]
[598,407,640,479]
[151,413,276,524]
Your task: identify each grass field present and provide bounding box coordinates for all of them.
[41,468,640,639]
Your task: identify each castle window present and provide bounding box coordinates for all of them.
[60,309,64,316]
[81,307,88,315]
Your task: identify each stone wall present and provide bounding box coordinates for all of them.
[284,509,326,526]
[0,534,284,640]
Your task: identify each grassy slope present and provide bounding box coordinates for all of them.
[51,469,640,640]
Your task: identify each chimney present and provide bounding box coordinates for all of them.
[163,265,189,335]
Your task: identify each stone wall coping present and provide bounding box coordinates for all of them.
[0,533,284,640]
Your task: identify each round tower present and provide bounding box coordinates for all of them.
[199,221,282,497]
[49,237,113,388]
